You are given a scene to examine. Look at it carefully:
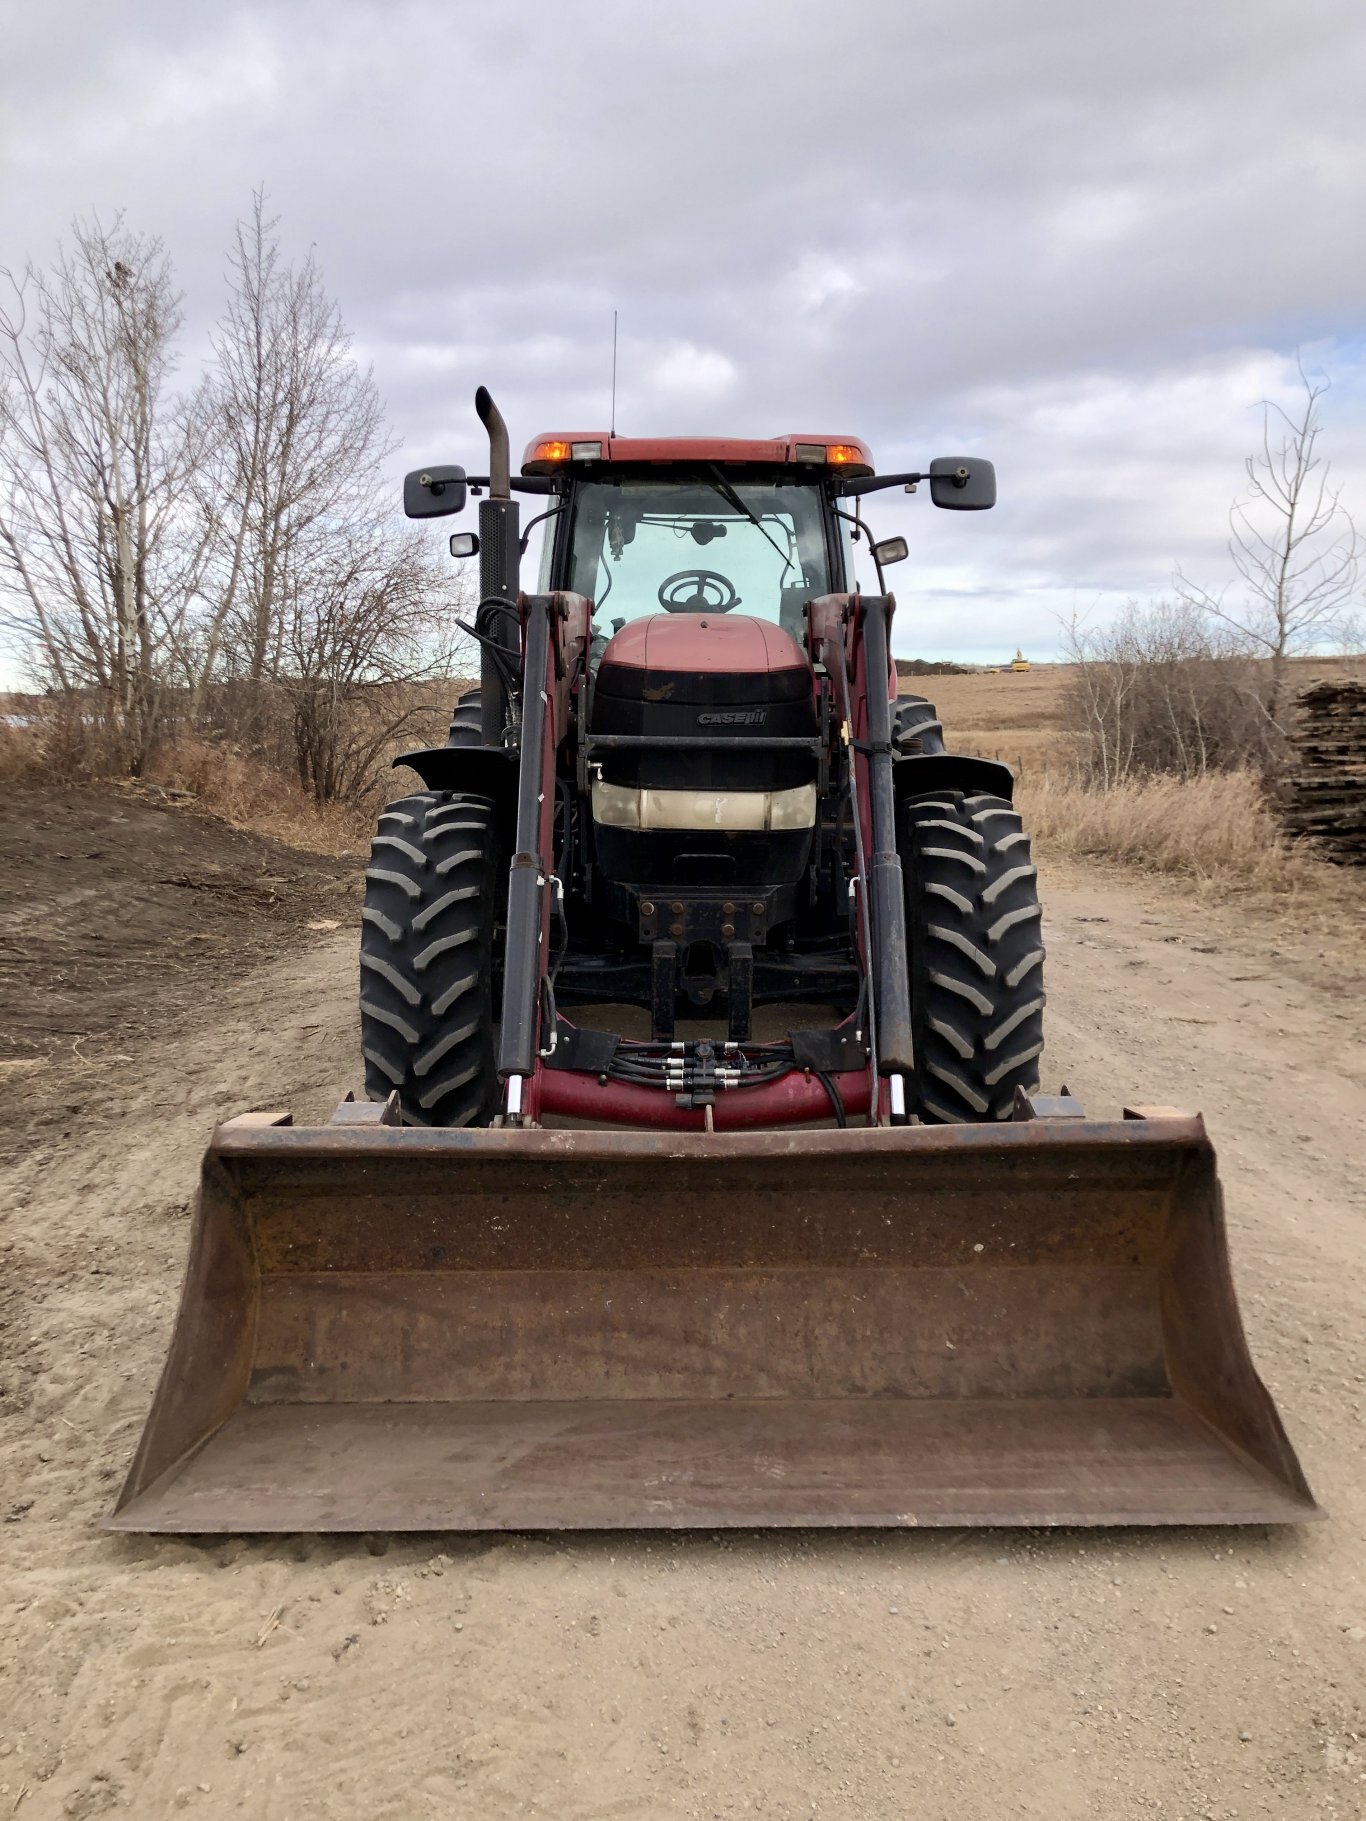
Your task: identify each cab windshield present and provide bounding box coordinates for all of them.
[564,477,835,643]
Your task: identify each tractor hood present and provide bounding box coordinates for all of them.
[590,612,819,804]
[598,613,810,704]
[589,611,819,888]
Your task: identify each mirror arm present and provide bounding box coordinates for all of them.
[462,475,565,497]
[832,506,887,592]
[834,471,928,499]
[839,461,996,510]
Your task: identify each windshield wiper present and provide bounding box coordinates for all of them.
[705,466,794,578]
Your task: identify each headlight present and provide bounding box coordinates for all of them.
[590,781,641,827]
[592,781,817,832]
[766,784,818,830]
[639,789,768,831]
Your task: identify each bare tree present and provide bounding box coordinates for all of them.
[279,521,460,802]
[1061,599,1279,783]
[190,192,390,720]
[1177,362,1362,731]
[0,218,206,771]
[1059,607,1140,788]
[0,196,470,799]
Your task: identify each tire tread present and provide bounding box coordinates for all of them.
[358,791,500,1125]
[902,789,1047,1121]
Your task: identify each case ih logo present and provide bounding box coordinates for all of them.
[697,710,767,727]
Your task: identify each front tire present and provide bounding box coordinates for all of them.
[899,789,1046,1122]
[359,791,502,1126]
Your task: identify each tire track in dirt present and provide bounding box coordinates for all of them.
[1041,870,1366,1515]
[2,863,1364,1819]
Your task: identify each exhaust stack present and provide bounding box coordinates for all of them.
[472,386,520,745]
[475,384,511,500]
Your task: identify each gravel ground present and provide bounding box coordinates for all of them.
[1,796,1362,1819]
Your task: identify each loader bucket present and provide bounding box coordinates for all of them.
[107,1114,1319,1532]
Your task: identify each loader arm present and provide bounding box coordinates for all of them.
[498,591,579,1115]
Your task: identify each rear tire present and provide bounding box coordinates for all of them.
[893,693,945,755]
[359,791,502,1126]
[899,789,1045,1123]
[447,687,482,747]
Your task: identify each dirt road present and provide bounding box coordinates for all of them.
[2,819,1363,1819]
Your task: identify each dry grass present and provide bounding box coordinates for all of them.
[0,682,480,855]
[144,738,372,856]
[1018,769,1318,892]
[929,666,1072,774]
[0,716,40,783]
[171,734,1357,906]
[0,711,373,855]
[7,663,1359,897]
[930,666,1072,736]
[155,685,472,854]
[929,658,1361,901]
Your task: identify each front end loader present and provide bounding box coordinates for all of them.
[108,391,1318,1532]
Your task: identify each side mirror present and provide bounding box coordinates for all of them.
[929,457,996,511]
[871,535,908,567]
[449,532,480,559]
[404,464,468,519]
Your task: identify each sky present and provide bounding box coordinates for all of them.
[3,0,1365,667]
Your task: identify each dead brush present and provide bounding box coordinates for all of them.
[145,736,372,856]
[0,694,132,781]
[1018,769,1313,892]
[0,715,40,783]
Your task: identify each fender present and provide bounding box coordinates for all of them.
[892,751,1015,806]
[393,745,520,826]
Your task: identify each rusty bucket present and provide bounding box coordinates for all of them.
[107,1114,1319,1532]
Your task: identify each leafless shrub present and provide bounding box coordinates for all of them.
[191,520,465,804]
[0,703,42,781]
[1060,600,1279,784]
[0,684,151,780]
[277,525,462,802]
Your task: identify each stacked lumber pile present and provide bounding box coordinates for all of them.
[1281,681,1366,863]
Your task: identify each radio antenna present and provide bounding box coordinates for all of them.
[610,310,618,436]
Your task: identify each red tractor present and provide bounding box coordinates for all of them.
[107,389,1316,1535]
[367,389,1040,1131]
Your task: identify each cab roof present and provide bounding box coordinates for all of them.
[521,432,874,478]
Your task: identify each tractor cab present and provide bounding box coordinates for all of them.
[525,433,873,654]
[556,475,837,652]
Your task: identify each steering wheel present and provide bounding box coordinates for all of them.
[657,569,740,614]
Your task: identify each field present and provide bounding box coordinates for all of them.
[2,682,1365,1818]
[911,654,1366,775]
[909,664,1074,770]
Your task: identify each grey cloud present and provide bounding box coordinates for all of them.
[2,0,1364,664]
